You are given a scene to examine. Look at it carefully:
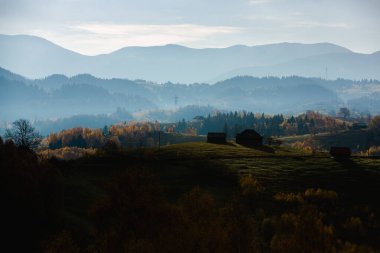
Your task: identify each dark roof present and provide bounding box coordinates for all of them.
[207,132,226,137]
[330,146,351,156]
[237,129,262,138]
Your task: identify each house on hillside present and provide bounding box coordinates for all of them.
[236,129,263,146]
[207,132,226,144]
[330,146,351,158]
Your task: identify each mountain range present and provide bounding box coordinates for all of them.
[2,65,379,122]
[1,34,379,83]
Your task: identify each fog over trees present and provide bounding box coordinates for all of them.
[1,67,379,130]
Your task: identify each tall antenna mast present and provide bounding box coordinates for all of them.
[174,95,178,107]
[325,67,328,80]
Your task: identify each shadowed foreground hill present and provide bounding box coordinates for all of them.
[3,140,380,252]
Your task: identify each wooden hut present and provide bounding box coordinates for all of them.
[236,129,263,146]
[207,132,226,144]
[330,146,351,158]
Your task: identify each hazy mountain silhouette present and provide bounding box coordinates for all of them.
[1,34,379,82]
[0,67,344,122]
[217,51,380,81]
[2,67,380,133]
[0,66,27,82]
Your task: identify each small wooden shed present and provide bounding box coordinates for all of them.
[330,146,351,158]
[207,132,226,144]
[236,129,263,146]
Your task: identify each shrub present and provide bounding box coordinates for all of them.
[270,206,336,253]
[39,147,97,160]
[41,230,80,253]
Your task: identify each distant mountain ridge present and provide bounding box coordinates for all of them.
[2,66,378,122]
[1,34,379,82]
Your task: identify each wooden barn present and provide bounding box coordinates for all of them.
[330,146,351,158]
[207,132,226,144]
[236,129,263,146]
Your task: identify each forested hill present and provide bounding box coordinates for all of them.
[1,67,380,125]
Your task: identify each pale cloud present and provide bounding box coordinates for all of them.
[289,21,351,29]
[30,23,243,55]
[248,0,271,5]
[70,23,242,37]
[0,0,379,54]
[246,12,350,29]
[247,11,303,22]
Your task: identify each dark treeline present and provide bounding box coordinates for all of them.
[177,111,350,137]
[1,137,63,252]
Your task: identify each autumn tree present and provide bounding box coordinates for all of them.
[369,116,380,132]
[368,115,380,144]
[4,119,42,150]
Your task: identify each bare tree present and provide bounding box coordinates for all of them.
[4,119,42,150]
[338,107,350,119]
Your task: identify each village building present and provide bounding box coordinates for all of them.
[330,146,351,158]
[207,132,226,143]
[236,129,263,146]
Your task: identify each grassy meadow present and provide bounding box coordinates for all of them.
[279,129,371,152]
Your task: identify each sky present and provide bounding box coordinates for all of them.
[0,0,379,55]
